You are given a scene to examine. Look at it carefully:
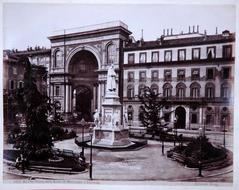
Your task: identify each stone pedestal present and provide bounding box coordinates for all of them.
[92,91,132,148]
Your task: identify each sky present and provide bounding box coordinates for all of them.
[2,2,236,50]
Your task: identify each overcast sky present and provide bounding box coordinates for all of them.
[3,3,235,50]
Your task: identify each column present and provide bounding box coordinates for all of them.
[66,85,69,112]
[185,107,190,129]
[69,85,72,112]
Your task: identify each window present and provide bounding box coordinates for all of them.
[207,47,216,59]
[151,70,159,81]
[139,52,147,63]
[191,68,200,80]
[18,81,24,89]
[205,83,215,98]
[151,84,159,95]
[176,83,186,99]
[164,50,172,62]
[9,80,14,90]
[221,83,230,98]
[107,43,116,64]
[205,107,214,125]
[163,83,172,98]
[191,114,198,124]
[139,71,146,82]
[178,49,186,61]
[152,51,159,62]
[164,70,172,81]
[54,50,63,68]
[128,54,135,64]
[138,84,145,96]
[55,86,60,96]
[127,85,134,99]
[221,67,230,79]
[206,68,215,80]
[177,69,185,81]
[190,82,200,98]
[192,48,200,60]
[223,45,232,58]
[13,67,17,75]
[128,72,134,82]
[127,105,134,122]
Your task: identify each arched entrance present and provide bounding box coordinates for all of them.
[175,106,186,129]
[69,50,98,121]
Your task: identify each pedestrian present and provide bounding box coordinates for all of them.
[20,154,26,174]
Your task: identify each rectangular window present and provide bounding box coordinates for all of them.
[223,45,232,58]
[55,86,60,96]
[191,68,200,80]
[192,48,200,60]
[206,68,215,80]
[13,67,17,75]
[9,80,14,90]
[222,67,230,79]
[178,49,186,61]
[207,46,216,59]
[151,51,159,62]
[164,50,172,62]
[191,113,198,124]
[164,70,172,81]
[128,72,134,82]
[177,69,185,81]
[151,70,159,81]
[139,71,146,82]
[139,52,147,63]
[128,54,135,64]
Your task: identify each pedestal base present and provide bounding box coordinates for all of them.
[92,126,133,148]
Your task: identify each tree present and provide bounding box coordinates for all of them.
[138,86,172,138]
[15,57,53,159]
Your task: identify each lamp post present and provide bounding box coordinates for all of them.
[198,127,203,177]
[80,118,86,156]
[173,118,177,147]
[89,126,93,180]
[222,117,226,148]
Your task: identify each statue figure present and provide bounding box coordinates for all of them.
[106,64,117,92]
[93,109,100,127]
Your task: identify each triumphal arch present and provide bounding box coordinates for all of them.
[48,21,131,121]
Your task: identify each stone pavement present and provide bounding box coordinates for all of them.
[3,138,233,183]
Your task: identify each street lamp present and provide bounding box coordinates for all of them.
[80,118,86,156]
[222,117,226,148]
[173,118,177,147]
[198,127,203,177]
[89,126,93,180]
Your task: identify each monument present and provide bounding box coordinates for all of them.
[92,64,132,147]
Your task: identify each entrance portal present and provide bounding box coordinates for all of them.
[175,106,186,129]
[69,50,98,121]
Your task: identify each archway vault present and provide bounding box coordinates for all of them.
[66,45,102,73]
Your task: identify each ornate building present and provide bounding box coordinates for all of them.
[3,21,235,132]
[123,29,234,131]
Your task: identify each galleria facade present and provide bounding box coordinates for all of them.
[4,21,235,131]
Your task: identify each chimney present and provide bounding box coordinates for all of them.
[216,27,218,34]
[167,29,169,36]
[193,25,195,33]
[197,25,199,33]
[163,29,165,36]
[189,26,191,33]
[204,30,207,35]
[171,28,173,35]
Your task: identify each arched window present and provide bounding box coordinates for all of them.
[127,105,134,124]
[151,84,159,95]
[221,107,230,126]
[176,82,186,99]
[127,85,134,99]
[107,43,116,64]
[138,84,146,97]
[18,81,24,89]
[190,82,201,99]
[205,82,215,98]
[163,83,172,98]
[221,82,230,98]
[54,50,63,68]
[205,107,214,125]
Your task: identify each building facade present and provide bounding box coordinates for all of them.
[123,30,234,131]
[3,21,235,132]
